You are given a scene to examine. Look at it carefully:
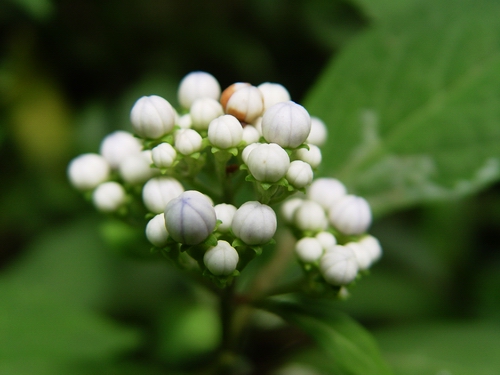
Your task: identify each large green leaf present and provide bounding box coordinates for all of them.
[263,296,393,375]
[305,0,500,215]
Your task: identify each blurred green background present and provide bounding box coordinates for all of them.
[1,0,500,374]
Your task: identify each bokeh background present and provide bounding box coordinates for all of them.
[1,0,500,374]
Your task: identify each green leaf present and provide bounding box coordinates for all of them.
[263,296,393,375]
[305,0,500,216]
[349,0,424,20]
[375,321,500,375]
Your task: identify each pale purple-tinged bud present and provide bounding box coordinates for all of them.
[92,181,126,212]
[247,143,290,183]
[225,85,264,123]
[204,240,239,276]
[214,203,237,233]
[320,245,359,285]
[306,178,347,210]
[232,201,277,245]
[142,176,184,214]
[257,82,291,111]
[344,241,371,270]
[164,190,217,245]
[295,237,324,263]
[306,117,328,146]
[130,95,176,139]
[174,129,203,155]
[241,125,261,145]
[261,101,311,148]
[286,160,313,189]
[294,200,328,232]
[292,144,322,169]
[328,195,372,236]
[146,213,169,247]
[208,115,243,149]
[152,143,177,169]
[68,153,110,190]
[190,97,224,131]
[119,150,158,185]
[178,71,221,110]
[359,235,382,264]
[315,231,337,250]
[100,131,142,169]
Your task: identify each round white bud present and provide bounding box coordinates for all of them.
[130,95,176,139]
[359,235,382,264]
[328,195,372,235]
[145,213,169,248]
[177,113,192,129]
[232,201,277,245]
[251,116,263,135]
[214,203,237,233]
[99,131,142,169]
[286,160,313,189]
[320,245,359,285]
[241,142,261,165]
[220,83,251,112]
[241,125,261,145]
[92,181,126,212]
[208,115,243,149]
[203,240,239,276]
[174,129,203,155]
[306,178,347,210]
[119,150,157,185]
[295,237,324,263]
[247,143,290,183]
[257,82,291,111]
[281,198,304,223]
[261,101,311,148]
[292,144,322,169]
[190,97,224,131]
[151,143,177,169]
[344,241,371,270]
[164,190,217,245]
[142,176,184,214]
[306,117,328,146]
[178,71,221,110]
[294,200,328,232]
[68,153,110,190]
[224,85,264,123]
[315,231,337,250]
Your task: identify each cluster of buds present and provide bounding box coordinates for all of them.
[67,71,381,291]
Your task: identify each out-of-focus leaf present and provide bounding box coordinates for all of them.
[305,0,500,216]
[5,0,53,20]
[349,0,423,20]
[375,321,500,375]
[263,296,393,375]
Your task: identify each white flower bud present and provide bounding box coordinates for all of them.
[174,129,203,155]
[68,153,110,190]
[261,101,311,148]
[142,176,184,214]
[214,203,237,233]
[99,131,142,169]
[247,143,290,183]
[286,160,313,189]
[130,95,176,139]
[92,181,126,212]
[178,71,221,110]
[151,143,177,169]
[295,237,324,263]
[294,200,328,232]
[145,213,169,247]
[241,142,261,165]
[232,201,277,245]
[320,245,358,285]
[328,195,372,236]
[257,82,291,111]
[306,117,328,146]
[281,198,304,223]
[220,83,251,111]
[208,115,243,149]
[224,85,264,123]
[315,231,337,250]
[190,97,224,131]
[251,116,263,135]
[164,190,217,245]
[241,125,261,145]
[177,113,192,129]
[119,150,157,185]
[292,144,322,169]
[344,241,371,270]
[306,178,347,210]
[359,235,382,264]
[204,240,239,276]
